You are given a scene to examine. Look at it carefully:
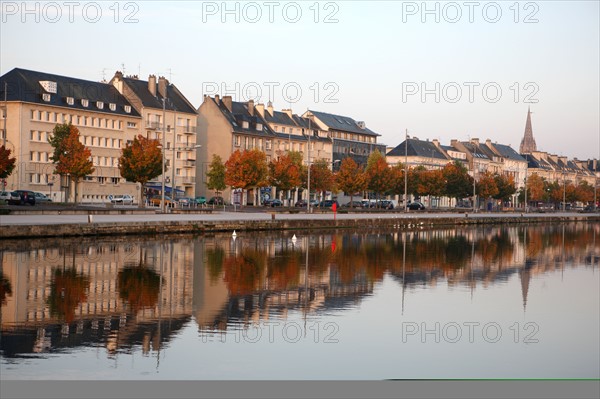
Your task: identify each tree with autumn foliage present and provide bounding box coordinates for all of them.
[0,145,16,180]
[418,169,446,207]
[53,126,94,205]
[526,173,545,202]
[118,263,162,313]
[336,158,367,207]
[476,171,499,202]
[309,159,336,200]
[575,181,594,203]
[46,267,90,323]
[443,161,473,202]
[206,154,226,196]
[119,135,163,207]
[269,152,303,203]
[365,150,393,202]
[493,173,517,203]
[225,149,269,206]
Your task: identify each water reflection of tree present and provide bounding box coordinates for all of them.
[118,264,162,313]
[475,230,514,268]
[46,268,90,323]
[0,272,12,306]
[267,249,301,290]
[206,246,225,283]
[223,249,266,295]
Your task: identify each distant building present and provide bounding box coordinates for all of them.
[519,107,537,154]
[0,68,142,203]
[303,110,386,171]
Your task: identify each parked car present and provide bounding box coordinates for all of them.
[14,190,36,206]
[309,199,320,207]
[195,196,207,205]
[34,192,52,202]
[361,199,375,208]
[177,197,194,207]
[407,201,426,210]
[207,196,225,205]
[149,195,174,207]
[342,200,363,208]
[317,200,339,209]
[379,200,395,210]
[109,194,134,205]
[0,191,12,201]
[5,191,21,205]
[294,199,307,207]
[269,199,283,207]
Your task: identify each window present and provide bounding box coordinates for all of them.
[234,136,241,147]
[81,99,89,107]
[109,103,116,111]
[42,93,51,102]
[127,122,136,128]
[98,177,106,184]
[242,121,249,129]
[256,123,263,131]
[124,105,131,113]
[111,177,119,185]
[265,140,272,150]
[96,101,104,109]
[282,127,286,133]
[66,97,74,105]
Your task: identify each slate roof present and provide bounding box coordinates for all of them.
[523,154,553,170]
[386,138,449,160]
[462,142,490,160]
[308,110,379,137]
[0,67,140,117]
[263,110,296,126]
[491,143,527,162]
[122,77,196,114]
[211,97,274,136]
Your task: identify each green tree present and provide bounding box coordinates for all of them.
[206,154,226,196]
[54,126,94,205]
[336,158,367,207]
[119,135,163,207]
[0,145,16,180]
[443,161,473,202]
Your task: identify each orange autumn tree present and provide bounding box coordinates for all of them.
[225,149,269,206]
[0,145,16,180]
[309,159,336,201]
[55,126,94,205]
[526,173,545,202]
[118,264,162,313]
[336,158,367,207]
[269,151,303,204]
[119,135,163,207]
[47,267,90,323]
[476,171,499,204]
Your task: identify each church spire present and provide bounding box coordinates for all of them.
[519,107,537,154]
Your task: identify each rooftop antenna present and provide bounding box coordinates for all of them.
[167,68,174,81]
[121,63,126,75]
[100,68,108,82]
[138,63,141,77]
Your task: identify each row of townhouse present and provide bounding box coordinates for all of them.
[1,68,597,206]
[1,68,198,203]
[196,95,385,204]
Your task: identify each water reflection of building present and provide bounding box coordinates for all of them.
[1,224,598,356]
[1,237,195,357]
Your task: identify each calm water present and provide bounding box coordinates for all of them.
[1,223,599,380]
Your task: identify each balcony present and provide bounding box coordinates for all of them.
[181,126,196,134]
[183,159,196,168]
[180,176,195,185]
[145,121,163,130]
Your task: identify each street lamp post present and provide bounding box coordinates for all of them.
[404,129,408,213]
[562,172,567,212]
[307,112,312,214]
[524,176,528,213]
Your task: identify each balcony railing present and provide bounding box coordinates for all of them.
[180,176,195,185]
[183,159,196,168]
[181,126,196,134]
[145,121,163,130]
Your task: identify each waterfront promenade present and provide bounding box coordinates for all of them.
[1,208,598,239]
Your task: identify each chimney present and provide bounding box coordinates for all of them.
[158,76,168,99]
[248,99,255,115]
[222,95,232,112]
[256,103,265,117]
[486,139,492,146]
[471,138,479,145]
[114,71,123,80]
[267,101,274,116]
[148,75,156,97]
[283,109,293,118]
[432,139,440,148]
[215,94,220,104]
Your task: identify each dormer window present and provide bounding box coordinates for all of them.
[242,121,249,129]
[39,81,57,93]
[109,103,116,111]
[42,93,51,102]
[66,97,74,105]
[124,105,131,113]
[96,101,104,109]
[256,123,263,131]
[81,99,89,107]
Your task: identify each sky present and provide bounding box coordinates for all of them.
[1,0,599,159]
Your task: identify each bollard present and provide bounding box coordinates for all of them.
[88,213,93,223]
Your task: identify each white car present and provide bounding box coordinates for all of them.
[0,191,12,201]
[109,194,134,205]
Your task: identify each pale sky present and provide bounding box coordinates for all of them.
[2,1,599,159]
